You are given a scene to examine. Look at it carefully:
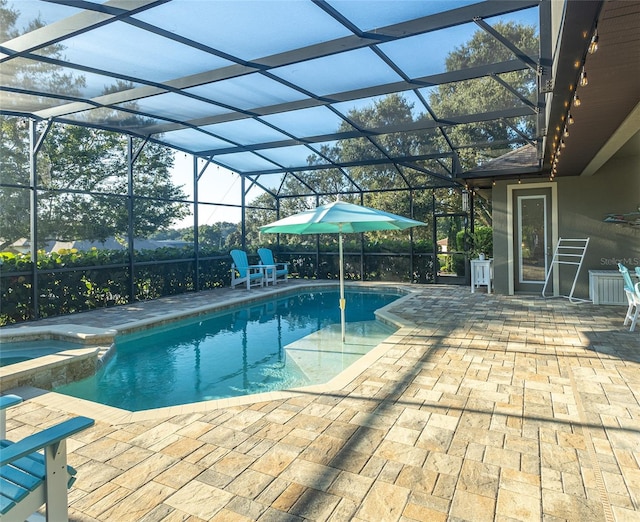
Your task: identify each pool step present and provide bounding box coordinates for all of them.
[283,321,395,384]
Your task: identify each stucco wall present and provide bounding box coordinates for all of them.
[492,141,639,299]
[492,179,511,295]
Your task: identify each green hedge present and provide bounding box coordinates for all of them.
[0,248,228,325]
[0,243,436,325]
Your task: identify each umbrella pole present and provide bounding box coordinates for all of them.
[339,229,346,343]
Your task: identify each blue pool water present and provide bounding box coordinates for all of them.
[54,289,400,411]
[0,340,81,367]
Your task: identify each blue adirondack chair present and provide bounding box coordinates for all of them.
[230,250,266,289]
[0,394,94,521]
[618,263,640,331]
[258,248,289,284]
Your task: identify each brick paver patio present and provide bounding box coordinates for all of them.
[3,282,639,521]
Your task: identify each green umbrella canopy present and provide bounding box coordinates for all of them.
[259,201,425,235]
[260,201,425,343]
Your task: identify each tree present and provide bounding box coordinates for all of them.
[0,119,188,247]
[243,22,539,247]
[0,117,30,250]
[244,94,439,247]
[251,22,536,234]
[430,21,537,227]
[177,222,239,251]
[429,21,538,171]
[0,0,84,249]
[0,1,188,249]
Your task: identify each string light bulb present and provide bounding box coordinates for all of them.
[589,29,599,54]
[573,94,581,107]
[568,113,574,125]
[579,69,588,87]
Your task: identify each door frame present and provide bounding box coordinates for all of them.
[506,182,558,295]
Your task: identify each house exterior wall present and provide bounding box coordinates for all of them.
[492,180,511,295]
[492,140,639,299]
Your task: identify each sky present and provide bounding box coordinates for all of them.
[170,153,246,227]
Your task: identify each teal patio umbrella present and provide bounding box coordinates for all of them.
[260,201,426,342]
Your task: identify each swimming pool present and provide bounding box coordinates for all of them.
[54,289,401,411]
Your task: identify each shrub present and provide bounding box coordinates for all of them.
[472,226,493,258]
[451,227,493,276]
[0,237,439,325]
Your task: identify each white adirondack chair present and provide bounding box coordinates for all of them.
[0,395,94,521]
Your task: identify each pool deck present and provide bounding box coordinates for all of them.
[2,281,639,521]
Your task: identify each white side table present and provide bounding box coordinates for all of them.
[471,259,493,294]
[261,265,277,285]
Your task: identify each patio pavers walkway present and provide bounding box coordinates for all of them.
[3,283,639,521]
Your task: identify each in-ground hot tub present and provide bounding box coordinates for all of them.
[1,340,83,367]
[0,325,115,392]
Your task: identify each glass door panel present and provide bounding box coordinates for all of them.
[512,187,552,293]
[518,195,547,283]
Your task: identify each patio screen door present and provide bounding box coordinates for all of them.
[513,188,552,293]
